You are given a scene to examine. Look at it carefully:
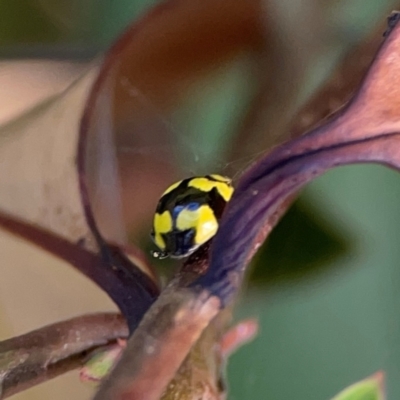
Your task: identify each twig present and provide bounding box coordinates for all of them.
[0,313,127,399]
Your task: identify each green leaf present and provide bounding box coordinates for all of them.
[80,343,124,384]
[331,373,384,400]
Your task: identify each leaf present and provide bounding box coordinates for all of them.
[0,11,161,334]
[80,0,340,247]
[195,13,400,305]
[0,212,158,333]
[80,341,125,384]
[331,372,385,400]
[90,5,400,400]
[81,0,271,246]
[0,64,160,329]
[0,70,97,246]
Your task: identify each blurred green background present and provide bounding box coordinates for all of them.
[1,1,400,399]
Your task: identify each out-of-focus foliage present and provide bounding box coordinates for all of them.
[249,198,351,286]
[0,0,158,54]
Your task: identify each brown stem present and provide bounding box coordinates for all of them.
[0,313,128,399]
[93,245,220,400]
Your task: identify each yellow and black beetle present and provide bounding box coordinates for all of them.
[151,174,234,259]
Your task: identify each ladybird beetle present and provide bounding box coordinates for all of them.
[150,174,234,259]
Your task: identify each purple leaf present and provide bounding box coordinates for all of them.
[0,212,158,333]
[0,42,160,332]
[89,5,400,400]
[195,13,400,304]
